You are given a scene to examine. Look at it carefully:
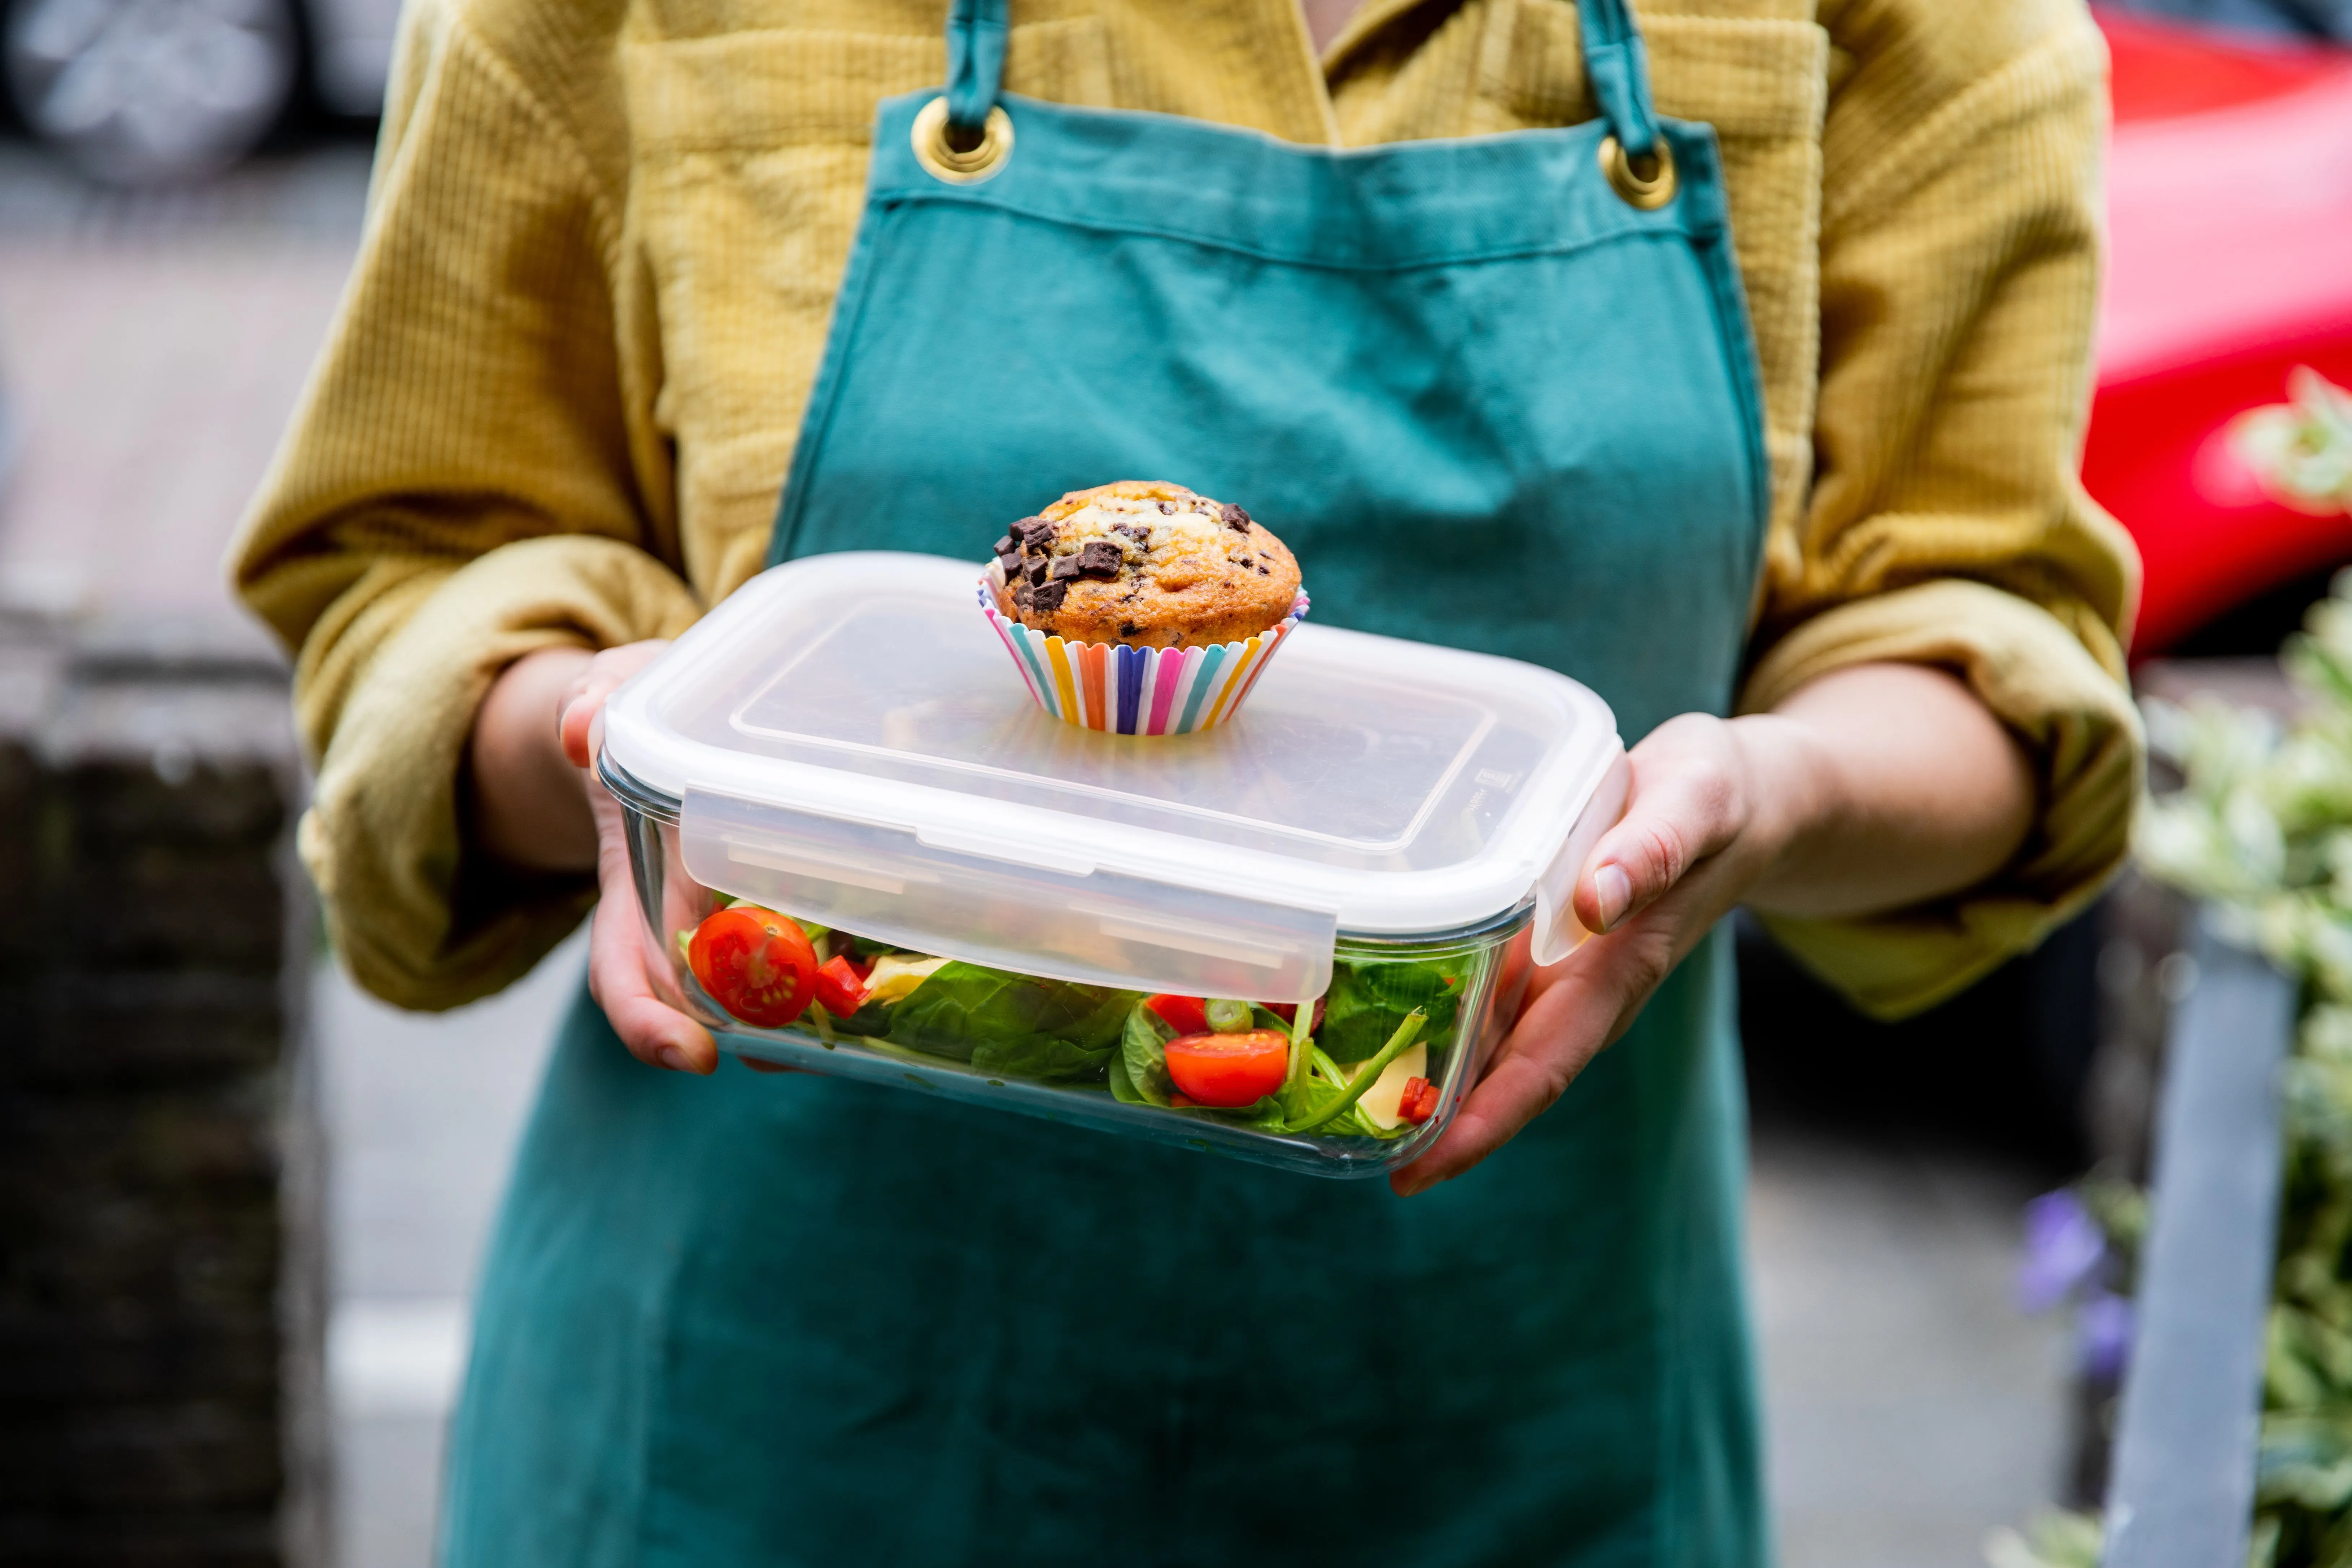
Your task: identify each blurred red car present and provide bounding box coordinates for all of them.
[2090,10,2352,655]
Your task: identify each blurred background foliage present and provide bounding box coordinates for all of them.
[1994,372,2352,1567]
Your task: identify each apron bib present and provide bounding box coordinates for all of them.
[445,5,1771,1564]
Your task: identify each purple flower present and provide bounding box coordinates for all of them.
[2076,1290,2134,1382]
[2019,1189,2108,1312]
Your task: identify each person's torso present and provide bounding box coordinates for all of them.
[441,17,1777,1560]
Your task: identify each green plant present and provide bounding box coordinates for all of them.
[1984,1509,2104,1568]
[2230,368,2352,517]
[1989,371,2352,1568]
[1995,568,2352,1566]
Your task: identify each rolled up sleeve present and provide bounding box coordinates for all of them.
[1740,1,2144,1018]
[231,3,696,1009]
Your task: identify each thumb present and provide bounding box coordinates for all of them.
[1572,746,1743,934]
[559,640,673,768]
[559,687,599,769]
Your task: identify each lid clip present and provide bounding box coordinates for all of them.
[679,788,1339,1002]
[1528,743,1631,967]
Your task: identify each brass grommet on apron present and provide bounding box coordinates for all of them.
[913,97,1014,184]
[1597,135,1676,210]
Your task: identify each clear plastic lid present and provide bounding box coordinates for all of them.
[601,553,1627,1003]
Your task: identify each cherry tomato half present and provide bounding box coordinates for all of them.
[686,905,820,1028]
[1163,1028,1292,1108]
[1146,993,1210,1036]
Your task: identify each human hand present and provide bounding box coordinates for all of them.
[1387,662,2035,1197]
[1390,711,1800,1195]
[548,640,731,1076]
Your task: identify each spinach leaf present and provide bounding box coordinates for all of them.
[883,961,1137,1084]
[1318,955,1465,1065]
[1120,1002,1176,1106]
[1107,1046,1146,1105]
[971,1030,1122,1082]
[1203,1095,1289,1132]
[826,997,897,1039]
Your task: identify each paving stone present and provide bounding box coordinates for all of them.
[1751,1128,2071,1568]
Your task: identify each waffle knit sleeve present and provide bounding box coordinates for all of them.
[1738,0,2143,1018]
[230,0,699,1009]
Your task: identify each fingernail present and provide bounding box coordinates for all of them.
[657,1045,688,1072]
[1592,864,1633,932]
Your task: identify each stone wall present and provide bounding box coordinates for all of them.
[0,615,319,1567]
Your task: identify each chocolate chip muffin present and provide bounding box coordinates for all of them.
[990,481,1302,649]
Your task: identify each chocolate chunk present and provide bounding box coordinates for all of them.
[1012,581,1034,612]
[1051,554,1087,582]
[1256,563,1270,574]
[1220,502,1252,532]
[995,546,1021,573]
[1075,540,1123,579]
[1014,517,1056,549]
[993,534,1017,556]
[1027,558,1050,586]
[1158,501,1176,515]
[1112,523,1151,542]
[1030,579,1068,613]
[1120,621,1143,638]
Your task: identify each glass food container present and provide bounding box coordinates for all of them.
[599,552,1628,1178]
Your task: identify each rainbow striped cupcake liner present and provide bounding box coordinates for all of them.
[978,568,1308,736]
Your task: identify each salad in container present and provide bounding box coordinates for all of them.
[598,551,1628,1177]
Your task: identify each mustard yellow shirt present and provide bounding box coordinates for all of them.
[231,0,2143,1018]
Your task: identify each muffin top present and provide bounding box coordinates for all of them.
[991,481,1302,650]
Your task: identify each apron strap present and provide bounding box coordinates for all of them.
[943,0,1657,155]
[1574,0,1661,159]
[946,0,1010,132]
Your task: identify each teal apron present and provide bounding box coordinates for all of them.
[443,2,1771,1562]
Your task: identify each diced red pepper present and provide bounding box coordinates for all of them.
[1398,1076,1439,1125]
[1146,993,1210,1036]
[812,954,870,1016]
[1266,997,1327,1032]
